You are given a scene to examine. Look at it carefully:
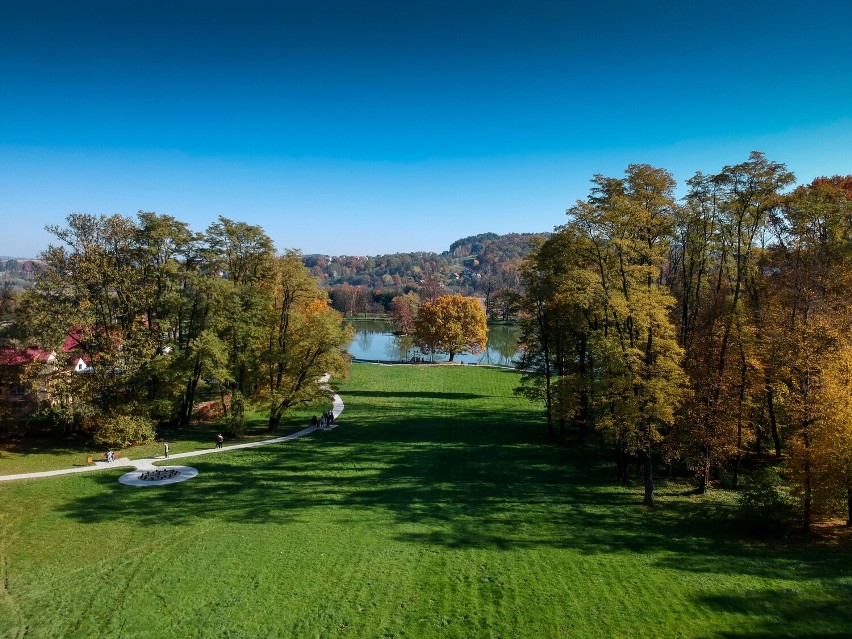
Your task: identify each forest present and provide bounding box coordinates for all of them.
[514,152,852,532]
[0,215,353,442]
[308,231,543,319]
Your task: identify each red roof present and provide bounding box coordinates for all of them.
[62,328,86,353]
[62,326,122,352]
[0,347,55,367]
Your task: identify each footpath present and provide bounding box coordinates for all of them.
[0,377,344,483]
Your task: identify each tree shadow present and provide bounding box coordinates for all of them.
[695,588,852,638]
[56,377,852,635]
[340,390,486,400]
[0,437,89,457]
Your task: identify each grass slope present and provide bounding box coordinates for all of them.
[0,364,850,638]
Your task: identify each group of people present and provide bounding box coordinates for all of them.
[311,411,335,430]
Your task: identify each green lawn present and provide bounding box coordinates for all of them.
[0,402,330,476]
[0,364,850,638]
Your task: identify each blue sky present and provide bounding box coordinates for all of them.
[2,1,851,257]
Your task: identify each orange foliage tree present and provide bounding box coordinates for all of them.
[414,294,487,362]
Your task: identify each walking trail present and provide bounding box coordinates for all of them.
[0,375,344,483]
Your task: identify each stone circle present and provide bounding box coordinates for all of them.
[119,466,198,487]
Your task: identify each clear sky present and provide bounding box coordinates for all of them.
[1,1,851,258]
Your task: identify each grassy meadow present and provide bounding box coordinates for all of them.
[0,364,850,638]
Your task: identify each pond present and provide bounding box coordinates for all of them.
[345,319,521,366]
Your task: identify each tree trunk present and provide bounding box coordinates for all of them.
[178,363,202,427]
[615,440,629,483]
[268,411,281,432]
[643,449,654,507]
[577,335,589,442]
[698,443,711,494]
[847,485,852,528]
[802,427,812,533]
[766,383,781,458]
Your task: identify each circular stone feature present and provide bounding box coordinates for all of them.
[119,466,198,487]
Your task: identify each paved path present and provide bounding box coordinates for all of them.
[0,376,344,483]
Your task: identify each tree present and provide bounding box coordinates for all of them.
[261,253,353,430]
[763,180,852,530]
[572,165,689,505]
[390,292,419,334]
[515,230,591,439]
[414,295,487,362]
[664,153,795,492]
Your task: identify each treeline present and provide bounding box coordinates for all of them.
[516,153,852,531]
[0,259,39,303]
[306,232,545,320]
[12,213,352,444]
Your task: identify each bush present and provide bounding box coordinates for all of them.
[91,415,156,448]
[738,466,794,536]
[226,391,246,437]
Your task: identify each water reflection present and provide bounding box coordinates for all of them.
[345,319,520,366]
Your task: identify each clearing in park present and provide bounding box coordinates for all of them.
[0,364,850,638]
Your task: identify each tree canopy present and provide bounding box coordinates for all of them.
[15,212,351,444]
[414,294,487,362]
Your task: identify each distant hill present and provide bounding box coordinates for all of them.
[303,231,549,293]
[0,258,40,292]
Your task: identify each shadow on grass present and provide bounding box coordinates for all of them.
[58,381,852,635]
[340,390,487,400]
[0,436,90,457]
[696,587,852,638]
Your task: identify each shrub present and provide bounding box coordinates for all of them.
[194,400,226,422]
[738,466,794,536]
[91,415,156,448]
[226,391,246,437]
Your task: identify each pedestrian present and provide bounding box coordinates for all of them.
[311,415,318,429]
[216,433,224,449]
[329,411,335,425]
[106,450,114,463]
[164,442,169,459]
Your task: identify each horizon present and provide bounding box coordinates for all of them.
[2,1,851,258]
[0,228,551,262]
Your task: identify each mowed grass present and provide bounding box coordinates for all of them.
[1,364,850,638]
[0,402,329,476]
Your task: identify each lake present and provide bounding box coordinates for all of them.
[345,319,521,366]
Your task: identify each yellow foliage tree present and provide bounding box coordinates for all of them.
[414,294,487,362]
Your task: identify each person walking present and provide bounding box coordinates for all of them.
[311,415,318,430]
[164,442,169,459]
[216,433,224,449]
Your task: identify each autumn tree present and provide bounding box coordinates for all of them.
[21,212,352,441]
[414,294,487,362]
[261,253,353,431]
[574,166,689,504]
[763,180,852,530]
[664,153,794,492]
[390,291,419,334]
[515,229,591,438]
